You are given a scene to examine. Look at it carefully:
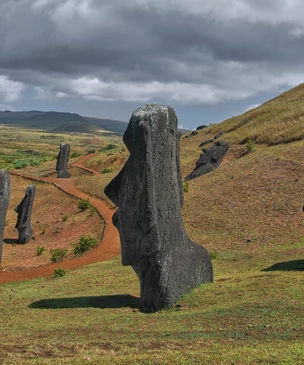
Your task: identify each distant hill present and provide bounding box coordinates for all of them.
[0,110,127,135]
[85,117,128,135]
[52,121,102,134]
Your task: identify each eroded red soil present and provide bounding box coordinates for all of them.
[0,154,120,284]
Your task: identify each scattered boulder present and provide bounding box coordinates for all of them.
[199,138,214,147]
[185,130,199,138]
[104,104,213,311]
[14,184,36,244]
[185,140,230,181]
[56,143,71,178]
[214,131,225,139]
[196,125,208,130]
[0,170,10,262]
[23,150,42,156]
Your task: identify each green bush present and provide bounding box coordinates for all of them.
[209,251,217,260]
[90,206,97,216]
[36,246,46,256]
[100,143,117,151]
[50,248,68,263]
[53,267,67,278]
[102,167,112,174]
[78,198,90,211]
[71,235,98,256]
[70,151,81,158]
[12,157,41,169]
[62,215,68,221]
[246,139,255,152]
[183,182,190,193]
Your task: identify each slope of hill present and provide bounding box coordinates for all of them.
[85,116,128,135]
[0,110,127,135]
[205,83,304,145]
[51,120,102,134]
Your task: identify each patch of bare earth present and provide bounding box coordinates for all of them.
[0,154,120,283]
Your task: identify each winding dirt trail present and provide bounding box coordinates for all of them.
[0,154,121,284]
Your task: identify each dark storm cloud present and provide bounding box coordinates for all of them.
[1,0,304,108]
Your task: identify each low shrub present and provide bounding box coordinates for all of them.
[209,251,217,260]
[70,151,81,158]
[102,167,112,174]
[53,267,67,278]
[183,182,190,193]
[78,198,90,211]
[71,235,98,256]
[36,246,46,256]
[246,139,255,152]
[100,143,117,151]
[50,248,68,263]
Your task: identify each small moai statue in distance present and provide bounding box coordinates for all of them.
[105,104,213,312]
[0,170,10,263]
[56,143,71,178]
[14,184,36,244]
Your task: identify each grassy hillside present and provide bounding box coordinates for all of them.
[204,83,304,145]
[0,110,127,135]
[0,84,304,364]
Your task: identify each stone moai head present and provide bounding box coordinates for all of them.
[0,170,10,263]
[105,104,213,311]
[14,184,36,244]
[56,143,71,178]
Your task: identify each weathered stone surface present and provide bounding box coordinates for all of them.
[0,170,10,262]
[185,130,198,138]
[199,138,214,147]
[196,125,208,130]
[105,104,213,311]
[185,140,230,181]
[56,143,71,178]
[14,184,36,244]
[214,131,225,139]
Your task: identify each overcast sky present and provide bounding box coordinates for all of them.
[1,0,304,129]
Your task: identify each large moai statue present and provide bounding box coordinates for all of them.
[56,143,71,178]
[0,170,10,263]
[14,184,36,244]
[105,104,213,311]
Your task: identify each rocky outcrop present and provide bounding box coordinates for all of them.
[56,143,71,178]
[0,170,10,262]
[185,140,230,181]
[14,184,36,244]
[105,104,213,311]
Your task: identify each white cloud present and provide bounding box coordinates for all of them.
[0,75,25,103]
[245,104,261,112]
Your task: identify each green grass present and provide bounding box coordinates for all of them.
[0,251,303,364]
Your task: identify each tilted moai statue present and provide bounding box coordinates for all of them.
[0,170,10,262]
[56,143,71,178]
[184,140,230,181]
[105,104,213,311]
[14,184,36,244]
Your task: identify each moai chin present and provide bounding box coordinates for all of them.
[56,143,71,178]
[105,104,213,311]
[14,184,36,244]
[0,170,10,263]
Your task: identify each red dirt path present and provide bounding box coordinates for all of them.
[0,154,121,284]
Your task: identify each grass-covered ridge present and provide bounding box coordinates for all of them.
[1,84,304,364]
[202,83,304,145]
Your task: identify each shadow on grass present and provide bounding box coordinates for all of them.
[29,294,139,309]
[262,259,304,272]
